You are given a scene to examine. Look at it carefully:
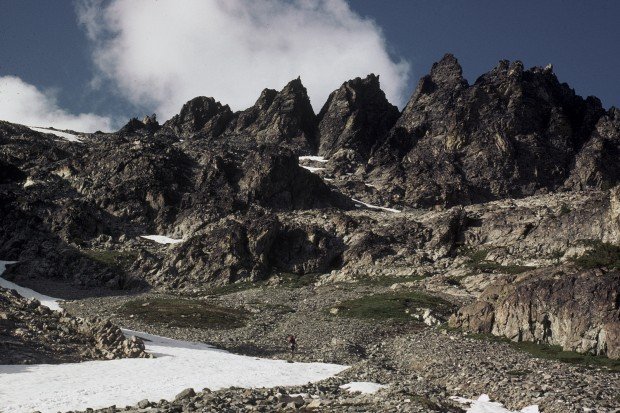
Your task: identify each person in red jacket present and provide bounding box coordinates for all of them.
[287,334,297,356]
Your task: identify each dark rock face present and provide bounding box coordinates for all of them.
[163,96,233,138]
[567,107,620,190]
[317,74,399,158]
[153,209,345,286]
[449,267,620,359]
[224,78,319,153]
[238,148,352,210]
[368,54,607,207]
[0,285,149,364]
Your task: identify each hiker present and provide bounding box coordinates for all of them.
[287,334,297,355]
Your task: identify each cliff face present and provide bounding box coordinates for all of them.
[317,74,400,159]
[365,54,607,207]
[449,267,620,359]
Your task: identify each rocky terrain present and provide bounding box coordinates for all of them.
[0,282,148,364]
[1,54,620,412]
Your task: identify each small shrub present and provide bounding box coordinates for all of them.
[572,241,620,270]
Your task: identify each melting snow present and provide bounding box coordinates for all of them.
[451,394,539,413]
[300,165,326,173]
[351,198,401,213]
[340,381,387,394]
[298,156,328,163]
[140,235,184,244]
[0,262,348,413]
[29,126,83,143]
[0,261,61,311]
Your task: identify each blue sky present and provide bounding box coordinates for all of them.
[0,1,618,131]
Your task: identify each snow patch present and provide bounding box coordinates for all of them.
[300,165,325,173]
[340,381,387,394]
[140,235,184,244]
[0,262,348,413]
[298,156,328,163]
[451,394,539,413]
[351,198,401,213]
[0,261,62,311]
[29,126,83,143]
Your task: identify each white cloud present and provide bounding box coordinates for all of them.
[77,0,410,121]
[0,76,113,132]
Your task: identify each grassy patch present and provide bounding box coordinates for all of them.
[461,247,534,274]
[82,249,138,269]
[571,240,620,270]
[119,298,247,329]
[329,291,455,321]
[470,261,535,274]
[469,333,620,372]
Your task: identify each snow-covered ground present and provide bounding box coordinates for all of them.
[300,165,326,173]
[28,126,83,143]
[451,394,539,413]
[340,381,387,394]
[0,261,348,413]
[140,235,184,244]
[0,262,61,311]
[351,198,401,213]
[298,155,328,163]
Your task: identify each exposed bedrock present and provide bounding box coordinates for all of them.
[449,267,620,359]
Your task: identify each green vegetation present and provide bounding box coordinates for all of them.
[469,333,620,372]
[329,290,455,321]
[461,247,534,274]
[470,261,535,274]
[558,203,572,215]
[82,249,138,269]
[119,298,247,329]
[571,240,620,270]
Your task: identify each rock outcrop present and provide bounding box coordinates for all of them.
[449,267,620,359]
[0,285,149,364]
[163,96,233,138]
[224,78,319,153]
[366,54,607,207]
[317,74,399,158]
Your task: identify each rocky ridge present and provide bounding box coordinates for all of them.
[0,283,148,364]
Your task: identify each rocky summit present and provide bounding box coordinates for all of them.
[1,54,620,412]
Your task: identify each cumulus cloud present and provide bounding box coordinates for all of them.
[0,76,113,132]
[77,0,410,120]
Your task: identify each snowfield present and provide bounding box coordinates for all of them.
[0,262,538,413]
[298,155,328,163]
[351,198,401,213]
[0,262,61,311]
[300,165,325,173]
[0,261,348,413]
[140,235,184,244]
[451,394,539,413]
[28,126,83,143]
